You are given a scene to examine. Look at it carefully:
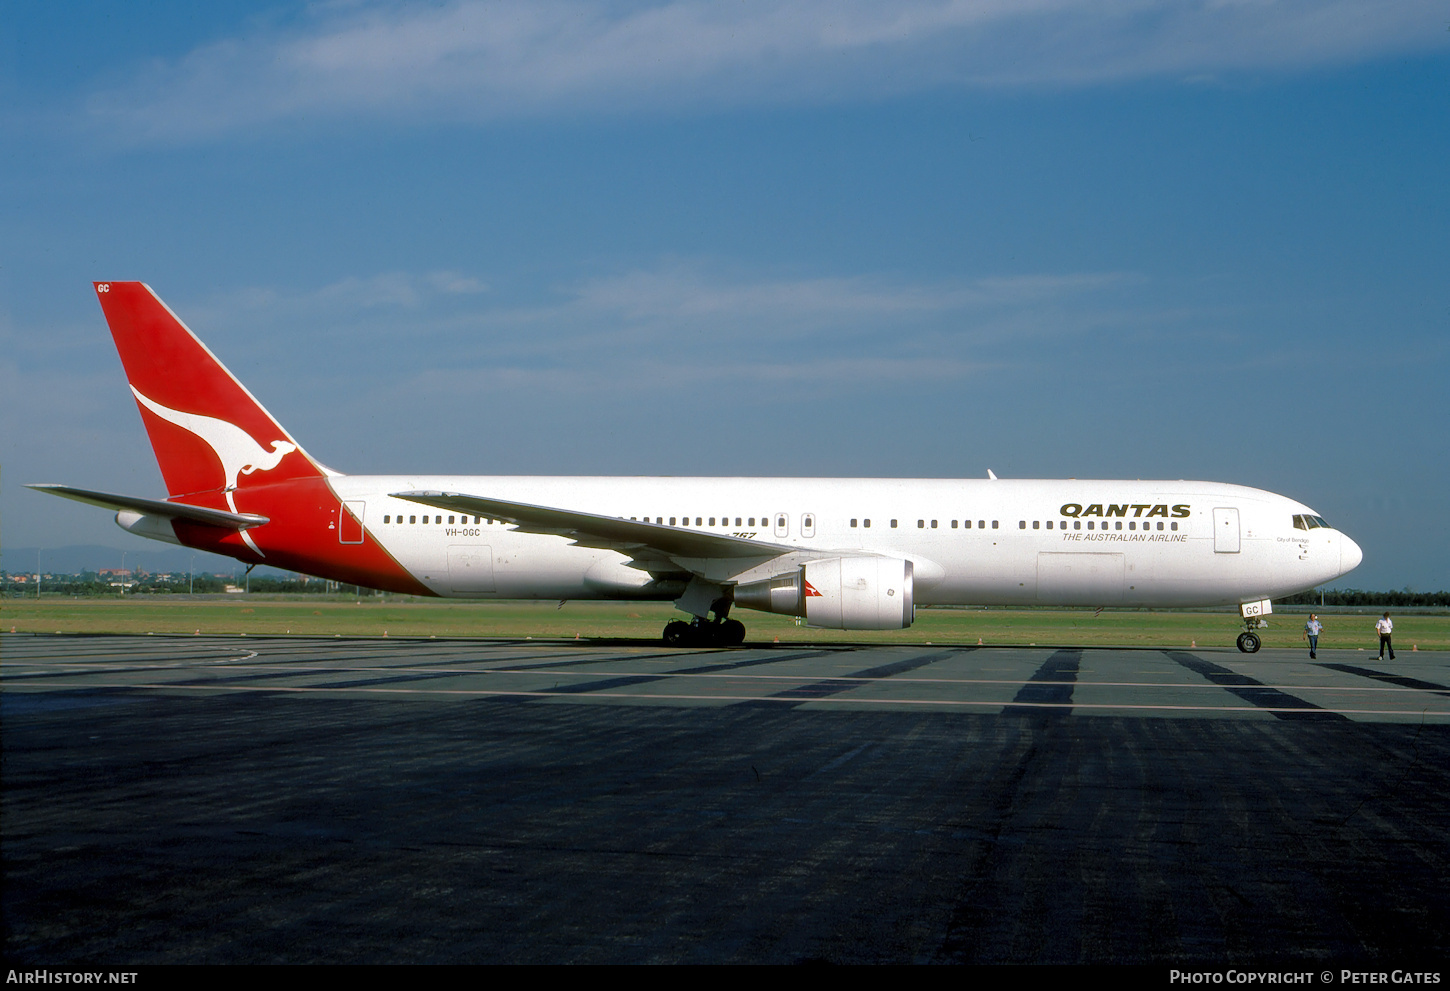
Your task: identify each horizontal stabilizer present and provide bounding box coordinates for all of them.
[27,484,270,530]
[393,490,787,562]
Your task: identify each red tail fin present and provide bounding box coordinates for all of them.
[93,282,326,499]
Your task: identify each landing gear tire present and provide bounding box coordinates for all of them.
[720,619,746,646]
[662,618,747,647]
[1236,631,1261,653]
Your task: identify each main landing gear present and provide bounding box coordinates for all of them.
[663,578,746,646]
[663,617,746,647]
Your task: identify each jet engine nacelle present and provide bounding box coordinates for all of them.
[734,557,914,630]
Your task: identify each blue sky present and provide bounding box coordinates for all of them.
[2,1,1447,590]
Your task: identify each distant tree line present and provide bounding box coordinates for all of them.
[1,572,348,596]
[1281,588,1450,608]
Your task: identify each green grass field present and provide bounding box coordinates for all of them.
[3,597,1446,650]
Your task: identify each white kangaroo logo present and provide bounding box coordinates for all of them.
[131,386,298,556]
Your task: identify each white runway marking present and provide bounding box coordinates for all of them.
[5,659,1441,697]
[9,679,1449,718]
[6,639,1446,721]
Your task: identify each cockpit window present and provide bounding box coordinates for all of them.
[1293,515,1309,530]
[1293,514,1334,531]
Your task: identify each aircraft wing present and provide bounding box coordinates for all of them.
[392,490,791,567]
[28,484,270,530]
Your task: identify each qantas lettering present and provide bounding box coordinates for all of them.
[1060,503,1190,518]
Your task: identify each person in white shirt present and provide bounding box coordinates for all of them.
[1375,612,1395,660]
[1304,614,1323,659]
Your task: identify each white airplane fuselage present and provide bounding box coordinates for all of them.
[327,474,1360,609]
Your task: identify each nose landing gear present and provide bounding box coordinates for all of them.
[1235,598,1272,652]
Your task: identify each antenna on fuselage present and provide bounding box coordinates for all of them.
[987,469,998,480]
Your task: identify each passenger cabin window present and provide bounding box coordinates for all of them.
[801,514,816,537]
[775,514,789,538]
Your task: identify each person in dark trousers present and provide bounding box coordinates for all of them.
[1304,614,1323,659]
[1375,612,1395,660]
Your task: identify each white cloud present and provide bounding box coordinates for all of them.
[87,0,1449,141]
[393,353,985,400]
[194,261,1134,354]
[183,270,490,322]
[214,262,1135,407]
[543,264,1140,351]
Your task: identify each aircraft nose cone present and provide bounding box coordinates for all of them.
[1340,533,1363,575]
